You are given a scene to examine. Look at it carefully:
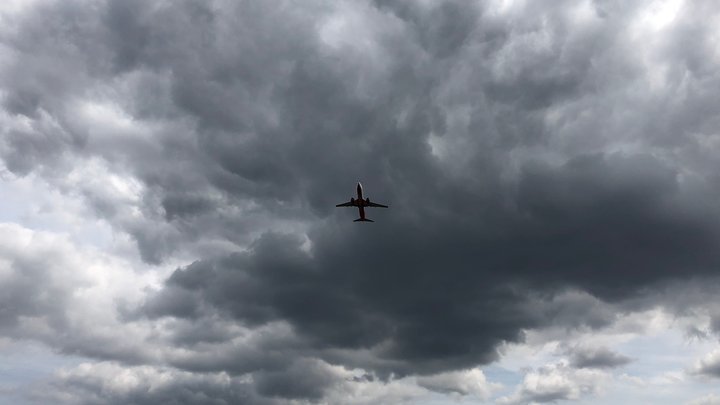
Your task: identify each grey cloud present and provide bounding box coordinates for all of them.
[103,0,154,73]
[0,224,154,365]
[34,359,443,405]
[138,232,533,375]
[0,236,73,331]
[4,0,720,403]
[510,154,720,299]
[568,346,632,369]
[160,321,315,379]
[253,358,342,400]
[693,351,720,379]
[415,368,497,397]
[7,0,719,267]
[138,152,720,375]
[372,0,481,59]
[32,362,280,405]
[527,290,618,331]
[138,285,204,320]
[686,325,710,341]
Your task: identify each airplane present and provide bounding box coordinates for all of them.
[336,182,388,222]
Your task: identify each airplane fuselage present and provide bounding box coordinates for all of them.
[336,182,387,222]
[356,182,366,219]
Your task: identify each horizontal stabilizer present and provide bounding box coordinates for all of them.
[353,218,374,222]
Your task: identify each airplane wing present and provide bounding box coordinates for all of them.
[336,200,356,207]
[366,201,388,208]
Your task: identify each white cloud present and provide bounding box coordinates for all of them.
[634,0,684,32]
[497,362,609,405]
[0,222,163,361]
[416,368,501,398]
[686,393,720,405]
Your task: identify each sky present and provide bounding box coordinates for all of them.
[1,0,720,404]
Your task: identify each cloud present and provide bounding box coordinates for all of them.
[568,346,632,369]
[415,368,500,398]
[3,0,720,403]
[137,232,539,375]
[497,363,609,405]
[0,223,158,363]
[35,360,479,405]
[686,393,720,405]
[31,362,278,405]
[692,350,720,378]
[253,358,343,400]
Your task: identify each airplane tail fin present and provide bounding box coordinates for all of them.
[353,218,374,222]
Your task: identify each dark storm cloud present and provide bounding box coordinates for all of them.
[139,155,720,375]
[253,358,341,400]
[138,152,720,376]
[568,346,632,369]
[4,0,720,402]
[510,154,720,298]
[139,232,533,375]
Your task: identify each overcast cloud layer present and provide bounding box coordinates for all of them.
[2,0,720,403]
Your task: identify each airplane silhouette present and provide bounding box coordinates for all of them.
[336,182,388,222]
